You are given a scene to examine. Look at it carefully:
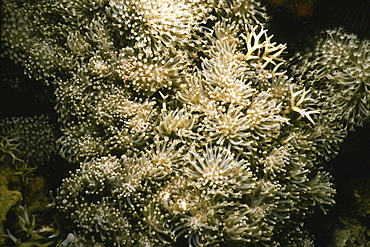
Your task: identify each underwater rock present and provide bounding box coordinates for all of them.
[0,174,22,245]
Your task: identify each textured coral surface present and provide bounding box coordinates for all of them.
[0,0,369,246]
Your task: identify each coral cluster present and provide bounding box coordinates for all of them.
[289,27,370,130]
[1,0,369,246]
[0,115,57,165]
[0,116,58,246]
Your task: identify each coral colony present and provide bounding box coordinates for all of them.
[0,0,369,246]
